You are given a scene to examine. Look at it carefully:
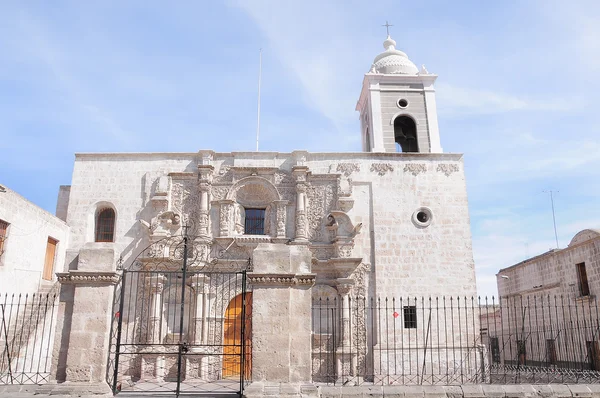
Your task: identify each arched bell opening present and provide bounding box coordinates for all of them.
[394,115,419,153]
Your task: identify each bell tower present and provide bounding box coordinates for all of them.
[356,32,443,153]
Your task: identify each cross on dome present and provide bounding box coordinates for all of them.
[382,21,394,37]
[370,21,419,75]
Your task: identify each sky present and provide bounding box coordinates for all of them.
[1,1,599,298]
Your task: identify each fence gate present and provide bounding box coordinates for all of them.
[108,234,251,396]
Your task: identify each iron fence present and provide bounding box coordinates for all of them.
[312,295,600,386]
[0,293,57,384]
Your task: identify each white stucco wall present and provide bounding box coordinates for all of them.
[0,186,69,294]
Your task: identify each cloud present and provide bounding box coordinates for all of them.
[230,0,365,134]
[436,83,584,117]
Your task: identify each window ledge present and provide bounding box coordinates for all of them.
[235,235,272,244]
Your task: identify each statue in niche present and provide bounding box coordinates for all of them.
[234,203,245,235]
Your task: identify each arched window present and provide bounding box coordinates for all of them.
[95,208,115,242]
[394,116,418,153]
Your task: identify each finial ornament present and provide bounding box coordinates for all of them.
[382,21,393,36]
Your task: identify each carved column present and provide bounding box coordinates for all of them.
[188,274,210,380]
[336,280,356,379]
[198,184,210,237]
[294,183,308,243]
[147,274,166,343]
[218,200,234,237]
[197,162,214,238]
[190,275,210,344]
[337,282,353,347]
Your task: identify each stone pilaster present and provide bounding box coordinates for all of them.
[52,270,119,387]
[247,244,315,389]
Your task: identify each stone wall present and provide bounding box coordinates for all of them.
[65,151,475,297]
[498,236,600,299]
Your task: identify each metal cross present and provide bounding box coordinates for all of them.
[382,21,393,36]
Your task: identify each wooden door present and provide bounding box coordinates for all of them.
[42,238,58,281]
[222,293,252,378]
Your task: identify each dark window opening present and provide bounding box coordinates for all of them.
[546,339,557,365]
[394,116,418,153]
[95,208,115,242]
[490,337,500,363]
[577,262,590,297]
[416,211,429,223]
[365,128,371,152]
[398,99,408,108]
[244,208,265,235]
[403,306,417,329]
[0,219,8,257]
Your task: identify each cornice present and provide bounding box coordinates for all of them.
[56,271,121,286]
[248,273,316,287]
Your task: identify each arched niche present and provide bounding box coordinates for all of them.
[225,176,282,236]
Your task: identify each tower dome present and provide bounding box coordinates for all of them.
[370,35,418,75]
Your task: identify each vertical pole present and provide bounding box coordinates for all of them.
[1,303,13,384]
[112,275,126,394]
[176,230,189,397]
[550,191,559,248]
[543,190,560,249]
[256,49,262,152]
[240,269,248,394]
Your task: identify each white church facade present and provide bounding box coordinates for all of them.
[46,35,478,395]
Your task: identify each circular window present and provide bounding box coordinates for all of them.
[397,99,409,108]
[412,207,433,228]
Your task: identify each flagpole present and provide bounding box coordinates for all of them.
[256,49,262,152]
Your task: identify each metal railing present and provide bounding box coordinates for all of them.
[0,293,57,384]
[312,295,600,386]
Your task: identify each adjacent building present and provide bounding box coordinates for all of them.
[0,184,69,295]
[487,229,600,373]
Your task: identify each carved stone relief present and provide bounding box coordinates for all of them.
[219,201,233,237]
[233,183,277,207]
[211,186,229,201]
[310,246,335,261]
[370,163,394,176]
[306,182,336,242]
[437,163,459,176]
[349,262,370,376]
[335,163,360,178]
[276,202,287,237]
[274,171,294,185]
[214,164,233,183]
[403,163,427,176]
